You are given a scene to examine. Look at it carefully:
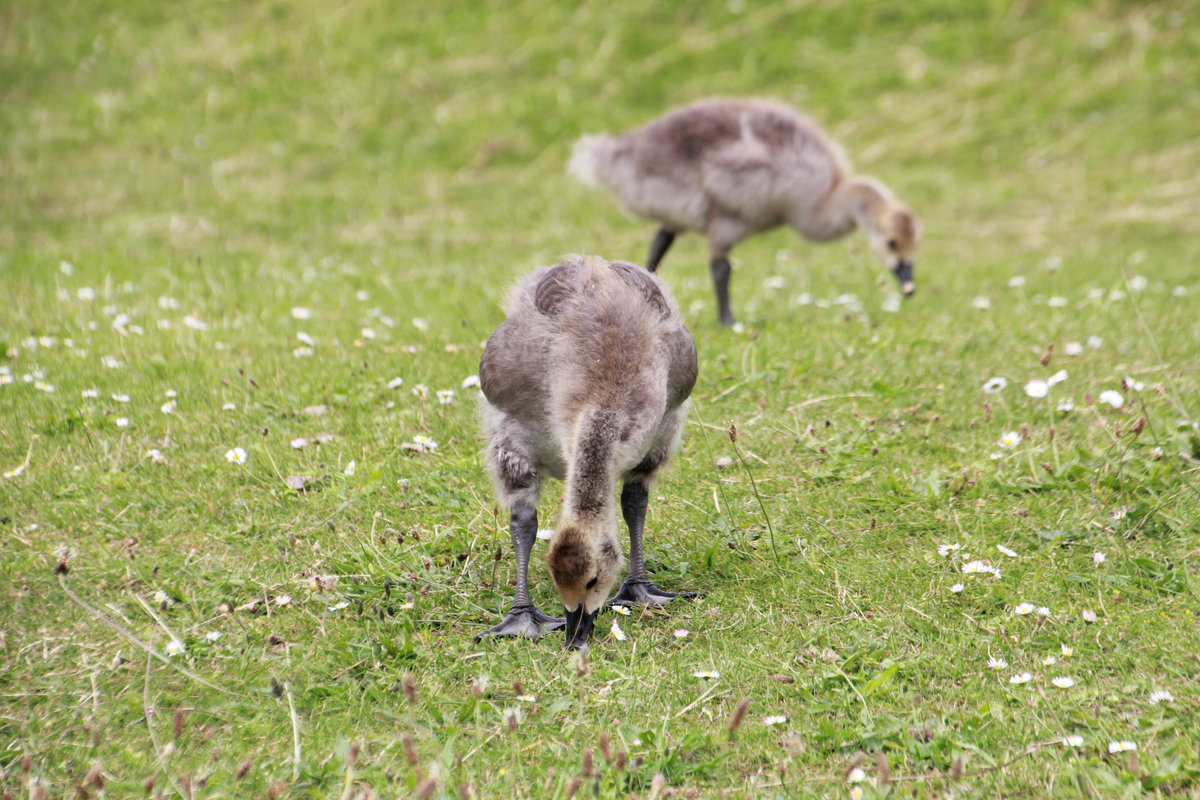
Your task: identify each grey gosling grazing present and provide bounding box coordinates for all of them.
[477,255,698,650]
[570,98,922,326]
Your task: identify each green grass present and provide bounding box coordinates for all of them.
[3,0,1200,797]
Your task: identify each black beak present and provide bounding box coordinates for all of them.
[893,260,916,297]
[564,605,598,651]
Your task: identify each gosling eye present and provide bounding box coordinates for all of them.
[585,576,598,590]
[887,238,898,252]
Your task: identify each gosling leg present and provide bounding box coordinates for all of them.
[609,479,697,607]
[476,500,565,640]
[646,227,676,272]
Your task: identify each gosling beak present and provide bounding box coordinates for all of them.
[893,259,916,297]
[564,605,598,651]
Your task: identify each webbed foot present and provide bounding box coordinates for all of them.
[475,605,566,641]
[608,580,698,608]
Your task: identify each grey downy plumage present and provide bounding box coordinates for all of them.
[477,255,698,650]
[570,98,921,325]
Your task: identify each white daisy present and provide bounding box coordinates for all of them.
[1127,275,1147,292]
[950,583,964,593]
[436,389,456,405]
[938,543,963,556]
[996,545,1019,558]
[1043,656,1058,666]
[971,296,992,310]
[225,447,248,464]
[1024,379,1049,398]
[692,670,719,679]
[763,715,788,726]
[1008,276,1026,288]
[1087,335,1103,349]
[461,374,482,389]
[1149,690,1173,705]
[411,318,429,332]
[293,346,314,358]
[147,449,167,464]
[161,400,176,414]
[1047,296,1068,308]
[1063,342,1083,356]
[610,621,627,641]
[1048,369,1068,386]
[344,460,357,476]
[222,402,236,411]
[611,605,631,616]
[1097,390,1124,408]
[290,438,307,449]
[1057,400,1075,412]
[411,435,438,453]
[205,631,222,642]
[1093,552,1106,565]
[1061,644,1073,657]
[998,431,1022,448]
[275,594,292,606]
[1014,603,1036,615]
[361,327,376,340]
[1062,735,1084,747]
[847,767,867,783]
[1009,672,1033,685]
[115,417,130,428]
[291,307,312,320]
[1108,741,1137,754]
[165,639,186,657]
[988,657,1008,669]
[982,377,1007,394]
[674,629,689,638]
[411,384,429,399]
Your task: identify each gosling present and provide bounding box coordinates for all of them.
[569,97,921,326]
[477,255,698,650]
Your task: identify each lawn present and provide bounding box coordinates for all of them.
[2,0,1199,797]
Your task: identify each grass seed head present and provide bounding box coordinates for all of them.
[565,777,582,798]
[235,760,252,780]
[415,778,437,799]
[728,698,750,734]
[582,748,594,777]
[403,673,417,705]
[876,752,891,785]
[599,733,612,763]
[402,734,419,767]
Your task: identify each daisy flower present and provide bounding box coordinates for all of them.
[161,400,176,414]
[1048,369,1068,386]
[674,629,689,638]
[950,583,964,593]
[1036,606,1051,617]
[328,601,351,611]
[293,346,313,358]
[692,670,719,679]
[847,767,867,783]
[361,327,376,340]
[411,317,429,332]
[1149,690,1173,705]
[344,460,357,476]
[1093,552,1106,565]
[1123,376,1145,392]
[1024,379,1049,398]
[147,449,167,464]
[165,639,186,657]
[1108,741,1137,754]
[850,789,864,800]
[152,590,171,605]
[436,389,456,405]
[411,384,429,399]
[1042,656,1058,666]
[411,435,438,453]
[982,377,1007,394]
[462,374,482,389]
[35,380,56,392]
[1051,676,1075,688]
[1127,275,1147,291]
[988,657,1008,670]
[1087,335,1102,349]
[1098,390,1124,408]
[275,594,292,606]
[1009,672,1033,685]
[222,402,236,411]
[112,393,130,403]
[297,332,315,346]
[998,431,1022,448]
[1063,342,1083,356]
[996,545,1018,558]
[290,438,307,449]
[763,715,788,726]
[1014,603,1036,615]
[387,377,405,389]
[937,543,962,556]
[611,604,631,616]
[225,447,248,464]
[1057,400,1075,412]
[291,307,312,320]
[516,693,537,702]
[205,631,222,642]
[115,417,130,428]
[1062,735,1084,747]
[610,622,627,641]
[1047,296,1068,308]
[1061,644,1073,657]
[1008,276,1026,288]
[971,296,992,310]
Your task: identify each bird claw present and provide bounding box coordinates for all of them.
[608,579,698,608]
[475,605,565,641]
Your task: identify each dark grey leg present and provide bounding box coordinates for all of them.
[608,480,697,607]
[476,500,565,640]
[646,227,675,272]
[710,256,735,326]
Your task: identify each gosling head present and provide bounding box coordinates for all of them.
[546,524,623,651]
[865,206,921,298]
